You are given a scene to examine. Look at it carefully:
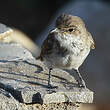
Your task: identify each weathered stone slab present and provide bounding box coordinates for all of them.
[0,24,13,40]
[0,43,34,61]
[0,88,23,110]
[25,102,78,110]
[0,43,93,105]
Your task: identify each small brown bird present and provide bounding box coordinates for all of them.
[39,13,95,88]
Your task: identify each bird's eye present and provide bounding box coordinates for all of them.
[68,28,73,32]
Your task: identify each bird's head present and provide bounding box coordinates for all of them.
[51,13,87,38]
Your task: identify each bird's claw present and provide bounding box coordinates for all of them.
[77,79,86,89]
[48,84,58,89]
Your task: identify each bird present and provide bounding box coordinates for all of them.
[38,13,95,89]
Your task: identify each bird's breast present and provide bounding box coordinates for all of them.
[43,33,90,69]
[55,33,85,56]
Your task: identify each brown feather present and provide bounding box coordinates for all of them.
[87,32,95,49]
[40,33,55,59]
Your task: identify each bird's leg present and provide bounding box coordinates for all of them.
[48,68,52,88]
[48,68,58,89]
[75,69,86,88]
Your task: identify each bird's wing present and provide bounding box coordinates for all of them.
[40,33,55,60]
[87,31,95,49]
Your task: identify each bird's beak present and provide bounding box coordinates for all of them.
[50,28,58,34]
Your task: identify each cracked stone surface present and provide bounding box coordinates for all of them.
[0,43,93,109]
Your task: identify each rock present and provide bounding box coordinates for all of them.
[25,103,79,110]
[0,87,80,110]
[0,43,93,109]
[0,43,34,61]
[43,91,93,104]
[0,23,13,40]
[0,88,23,110]
[0,24,40,58]
[2,28,40,58]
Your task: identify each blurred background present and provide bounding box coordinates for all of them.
[0,0,110,109]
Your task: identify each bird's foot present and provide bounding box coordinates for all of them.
[48,84,58,89]
[47,84,58,93]
[77,79,86,89]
